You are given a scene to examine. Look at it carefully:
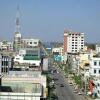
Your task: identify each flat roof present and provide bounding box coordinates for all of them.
[1,82,41,93]
[7,71,41,78]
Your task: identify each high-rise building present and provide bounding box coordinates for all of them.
[63,30,84,54]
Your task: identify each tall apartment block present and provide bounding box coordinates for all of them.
[63,30,84,54]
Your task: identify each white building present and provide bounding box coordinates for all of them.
[89,57,100,77]
[52,47,63,55]
[0,54,13,75]
[14,48,41,70]
[14,55,41,66]
[63,30,84,54]
[22,38,40,48]
[96,44,100,54]
[0,71,47,100]
[93,79,100,97]
[0,41,13,51]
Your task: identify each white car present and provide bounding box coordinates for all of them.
[78,92,82,95]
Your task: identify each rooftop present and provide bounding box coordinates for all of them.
[24,55,40,60]
[1,82,41,93]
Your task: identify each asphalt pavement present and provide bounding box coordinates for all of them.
[51,66,86,100]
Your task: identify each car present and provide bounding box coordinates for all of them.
[73,88,78,93]
[53,78,58,81]
[60,84,64,87]
[69,83,73,86]
[73,90,78,93]
[57,71,59,73]
[78,92,82,95]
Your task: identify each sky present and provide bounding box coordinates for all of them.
[0,0,100,43]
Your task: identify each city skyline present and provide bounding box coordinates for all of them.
[0,0,100,43]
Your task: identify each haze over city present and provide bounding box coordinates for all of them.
[0,0,100,43]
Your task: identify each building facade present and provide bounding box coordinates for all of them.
[63,30,84,54]
[22,38,40,48]
[96,44,100,54]
[89,57,100,77]
[0,41,13,51]
[0,71,47,100]
[52,47,63,56]
[0,54,13,75]
[14,48,41,70]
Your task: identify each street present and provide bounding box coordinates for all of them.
[50,66,86,100]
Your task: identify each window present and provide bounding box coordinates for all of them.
[88,55,90,59]
[16,58,19,60]
[30,42,32,44]
[98,90,100,94]
[2,61,8,66]
[75,42,77,44]
[94,61,97,66]
[81,37,84,38]
[94,69,96,73]
[99,70,100,74]
[34,42,37,44]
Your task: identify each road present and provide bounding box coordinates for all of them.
[51,66,86,100]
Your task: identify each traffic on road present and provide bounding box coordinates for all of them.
[49,65,86,100]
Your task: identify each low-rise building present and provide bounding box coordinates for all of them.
[52,47,63,56]
[22,38,40,48]
[96,44,100,54]
[14,48,41,70]
[0,71,47,100]
[0,54,13,75]
[93,79,100,97]
[89,57,100,77]
[0,41,13,51]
